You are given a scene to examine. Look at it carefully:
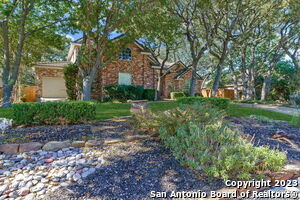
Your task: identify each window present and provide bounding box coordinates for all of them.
[118,73,132,85]
[119,48,132,60]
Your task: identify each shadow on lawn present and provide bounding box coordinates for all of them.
[45,139,225,200]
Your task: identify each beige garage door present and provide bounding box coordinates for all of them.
[42,77,67,98]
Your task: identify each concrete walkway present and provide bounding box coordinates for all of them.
[232,103,299,116]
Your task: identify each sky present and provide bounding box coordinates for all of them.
[67,31,123,41]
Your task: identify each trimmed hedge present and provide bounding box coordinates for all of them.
[104,85,144,102]
[170,92,185,100]
[176,97,230,110]
[143,89,155,101]
[12,101,96,125]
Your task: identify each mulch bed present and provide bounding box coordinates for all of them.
[1,118,133,144]
[227,117,300,161]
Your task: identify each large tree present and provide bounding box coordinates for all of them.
[170,0,209,96]
[71,0,163,100]
[0,0,70,107]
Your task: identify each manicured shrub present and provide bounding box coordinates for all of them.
[104,85,144,102]
[176,97,230,110]
[143,89,155,101]
[170,92,185,100]
[132,103,286,180]
[12,101,96,125]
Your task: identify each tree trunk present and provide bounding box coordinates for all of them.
[189,67,197,96]
[233,75,239,100]
[212,65,222,97]
[261,75,271,101]
[82,76,93,101]
[246,69,253,100]
[2,84,14,108]
[155,76,162,101]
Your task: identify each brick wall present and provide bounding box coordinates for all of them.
[162,67,202,98]
[92,43,158,99]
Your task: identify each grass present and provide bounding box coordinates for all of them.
[95,103,131,121]
[148,101,179,112]
[0,101,292,122]
[149,101,293,122]
[227,104,293,121]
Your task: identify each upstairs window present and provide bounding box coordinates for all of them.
[119,48,132,60]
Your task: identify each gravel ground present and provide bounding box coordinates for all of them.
[44,139,224,200]
[228,117,300,161]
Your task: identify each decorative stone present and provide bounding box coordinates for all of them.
[19,187,30,196]
[24,193,35,200]
[71,141,86,148]
[15,174,25,181]
[42,141,71,151]
[44,158,54,163]
[72,173,81,182]
[85,140,104,148]
[0,144,19,154]
[19,142,43,153]
[30,183,45,192]
[0,184,8,195]
[0,118,12,131]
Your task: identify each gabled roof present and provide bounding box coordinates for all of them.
[67,35,154,62]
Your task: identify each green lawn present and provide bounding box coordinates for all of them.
[0,101,292,122]
[95,103,131,121]
[227,104,293,121]
[148,101,179,112]
[149,101,293,122]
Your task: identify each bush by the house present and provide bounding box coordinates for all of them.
[63,64,82,100]
[132,103,286,180]
[104,85,144,102]
[170,92,185,100]
[12,101,96,125]
[143,89,155,101]
[176,97,230,109]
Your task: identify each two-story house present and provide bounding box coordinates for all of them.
[34,38,202,101]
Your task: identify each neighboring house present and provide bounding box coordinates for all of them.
[34,38,202,101]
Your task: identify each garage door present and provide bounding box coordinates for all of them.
[42,77,67,98]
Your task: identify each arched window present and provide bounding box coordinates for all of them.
[119,48,132,60]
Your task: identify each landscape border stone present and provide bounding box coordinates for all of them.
[0,134,152,155]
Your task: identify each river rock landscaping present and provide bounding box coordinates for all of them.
[0,147,105,200]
